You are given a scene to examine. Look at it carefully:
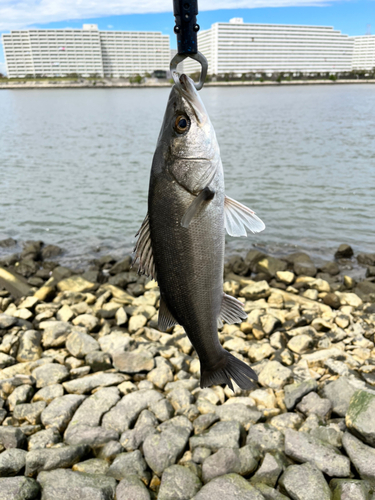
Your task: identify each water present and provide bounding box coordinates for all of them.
[0,84,374,267]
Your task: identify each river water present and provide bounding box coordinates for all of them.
[0,84,374,267]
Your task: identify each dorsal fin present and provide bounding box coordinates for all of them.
[158,297,178,332]
[224,196,265,237]
[132,213,157,281]
[219,293,247,325]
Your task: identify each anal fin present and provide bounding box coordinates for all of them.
[158,297,179,332]
[219,293,247,325]
[224,195,265,237]
[132,213,157,281]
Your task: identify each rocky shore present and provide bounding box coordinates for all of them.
[0,238,375,499]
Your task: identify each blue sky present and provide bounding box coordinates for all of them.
[1,1,374,75]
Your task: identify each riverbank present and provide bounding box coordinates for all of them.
[0,239,375,498]
[0,78,374,89]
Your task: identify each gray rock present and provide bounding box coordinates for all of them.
[335,244,354,259]
[116,475,151,500]
[102,389,163,433]
[73,458,109,475]
[296,392,332,419]
[251,453,283,488]
[107,450,150,484]
[25,444,89,476]
[8,384,34,411]
[17,330,43,362]
[94,440,123,461]
[0,352,16,369]
[215,404,262,429]
[193,473,264,500]
[330,478,372,500]
[0,426,26,449]
[98,332,133,357]
[192,447,212,464]
[37,468,117,500]
[72,314,99,332]
[239,281,271,300]
[246,424,284,455]
[279,462,331,500]
[310,426,343,448]
[167,388,194,410]
[270,413,303,431]
[284,379,318,411]
[346,390,375,447]
[0,448,27,476]
[294,261,317,277]
[158,415,193,435]
[149,398,174,422]
[113,349,155,374]
[41,394,86,432]
[147,363,174,390]
[258,361,292,390]
[190,421,242,452]
[143,426,190,475]
[32,363,69,388]
[253,484,289,500]
[85,351,112,372]
[27,428,61,451]
[284,428,350,477]
[342,431,375,485]
[193,413,220,435]
[65,425,119,448]
[0,477,40,500]
[32,384,64,405]
[202,448,241,483]
[63,372,125,394]
[321,377,357,417]
[0,314,17,329]
[13,401,46,425]
[40,321,71,348]
[159,465,202,500]
[66,330,99,358]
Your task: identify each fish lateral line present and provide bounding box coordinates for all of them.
[181,186,215,228]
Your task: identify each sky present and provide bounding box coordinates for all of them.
[0,0,374,75]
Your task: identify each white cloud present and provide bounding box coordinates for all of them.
[0,0,348,31]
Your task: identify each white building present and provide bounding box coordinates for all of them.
[351,35,375,71]
[182,18,354,76]
[2,24,170,78]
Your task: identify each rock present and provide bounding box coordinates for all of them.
[276,271,295,285]
[128,314,148,333]
[72,458,109,475]
[258,361,292,390]
[113,349,155,374]
[72,314,99,332]
[28,428,61,451]
[147,364,174,390]
[250,452,283,488]
[0,448,27,476]
[0,477,40,500]
[17,330,43,362]
[330,478,372,500]
[248,343,275,362]
[270,412,303,431]
[40,321,71,348]
[107,450,150,483]
[284,429,350,477]
[296,392,332,419]
[320,261,340,276]
[294,261,317,277]
[342,432,375,485]
[246,424,284,455]
[8,384,34,411]
[56,304,74,322]
[358,253,375,266]
[238,445,258,475]
[193,413,220,435]
[253,484,289,499]
[98,332,133,357]
[85,351,112,372]
[0,237,16,247]
[63,372,125,394]
[41,394,86,432]
[159,465,202,500]
[65,425,119,448]
[0,314,17,329]
[355,280,375,299]
[25,444,89,476]
[116,475,151,500]
[0,426,26,449]
[202,448,241,483]
[346,390,375,447]
[13,401,47,425]
[321,377,357,417]
[215,403,262,429]
[149,398,174,422]
[32,363,69,388]
[190,421,242,452]
[279,462,331,500]
[0,266,31,298]
[336,292,363,308]
[143,426,190,475]
[37,468,117,499]
[239,281,270,300]
[284,379,318,410]
[57,275,96,293]
[193,473,264,500]
[115,307,128,326]
[66,330,99,358]
[322,293,341,309]
[335,244,354,259]
[255,257,287,277]
[41,244,63,259]
[167,388,194,410]
[32,384,64,404]
[287,334,312,354]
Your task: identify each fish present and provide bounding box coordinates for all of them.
[133,73,265,391]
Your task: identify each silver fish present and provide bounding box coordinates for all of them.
[134,74,265,390]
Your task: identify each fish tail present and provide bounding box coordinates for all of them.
[200,350,258,391]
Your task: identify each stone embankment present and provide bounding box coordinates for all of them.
[0,238,375,499]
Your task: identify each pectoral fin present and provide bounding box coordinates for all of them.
[181,187,215,228]
[224,196,265,237]
[219,293,248,325]
[158,297,178,332]
[132,213,157,281]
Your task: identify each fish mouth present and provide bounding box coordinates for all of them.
[172,73,207,125]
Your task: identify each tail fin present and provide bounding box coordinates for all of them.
[200,350,258,391]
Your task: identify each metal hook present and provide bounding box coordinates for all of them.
[170,51,208,90]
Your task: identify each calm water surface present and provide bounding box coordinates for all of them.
[0,84,374,266]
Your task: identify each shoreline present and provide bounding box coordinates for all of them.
[0,79,374,90]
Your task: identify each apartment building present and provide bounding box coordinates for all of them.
[351,35,375,71]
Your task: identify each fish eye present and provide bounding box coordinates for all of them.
[175,115,190,134]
